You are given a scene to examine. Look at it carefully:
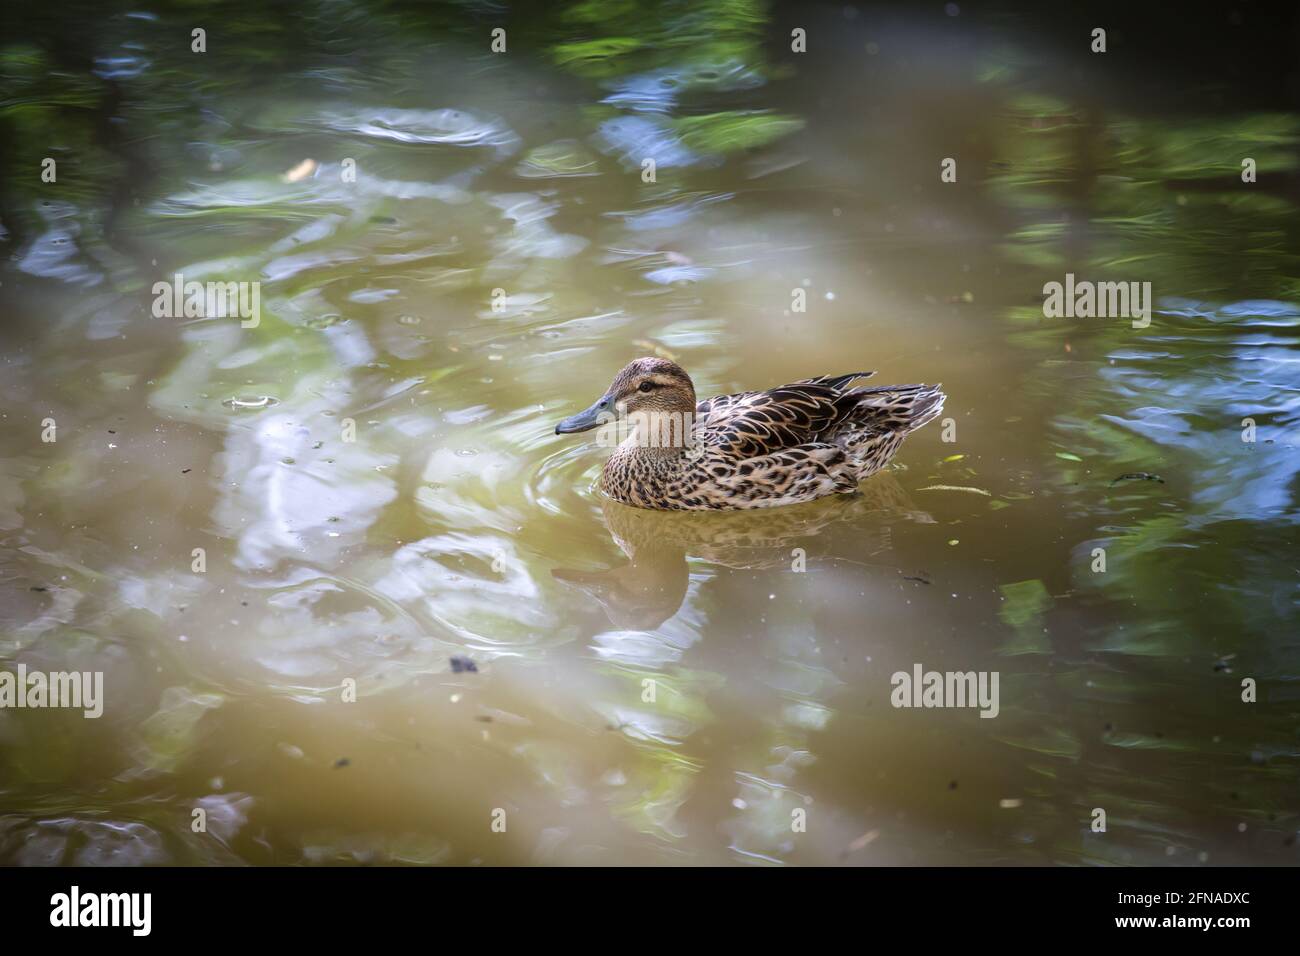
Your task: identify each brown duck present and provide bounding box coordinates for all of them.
[554,357,945,511]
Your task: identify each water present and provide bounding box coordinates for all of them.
[1,1,1297,865]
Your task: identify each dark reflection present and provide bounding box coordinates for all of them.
[555,474,931,629]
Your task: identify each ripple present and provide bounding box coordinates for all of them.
[320,107,521,157]
[93,55,150,79]
[515,139,602,178]
[528,443,604,518]
[222,395,280,410]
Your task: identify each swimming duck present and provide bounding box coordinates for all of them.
[554,357,945,511]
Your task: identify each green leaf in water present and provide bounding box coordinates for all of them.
[130,687,225,774]
[675,111,803,154]
[997,579,1053,655]
[550,38,644,78]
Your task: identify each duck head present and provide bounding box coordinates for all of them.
[554,357,697,438]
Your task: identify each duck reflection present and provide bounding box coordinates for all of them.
[554,473,932,629]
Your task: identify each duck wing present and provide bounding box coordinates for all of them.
[699,380,871,457]
[695,371,873,429]
[695,389,757,424]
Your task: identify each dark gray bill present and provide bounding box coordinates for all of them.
[555,395,611,434]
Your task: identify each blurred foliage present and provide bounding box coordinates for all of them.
[675,111,803,153]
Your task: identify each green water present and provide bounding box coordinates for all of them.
[0,1,1297,865]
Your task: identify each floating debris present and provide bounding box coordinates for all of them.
[281,158,317,183]
[1109,472,1165,486]
[848,829,880,852]
[449,656,478,674]
[918,485,991,496]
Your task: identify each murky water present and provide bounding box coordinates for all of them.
[1,2,1298,865]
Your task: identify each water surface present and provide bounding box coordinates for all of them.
[1,1,1298,865]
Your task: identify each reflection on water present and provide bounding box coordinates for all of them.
[0,1,1298,865]
[555,476,927,630]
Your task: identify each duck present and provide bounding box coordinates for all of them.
[554,357,945,511]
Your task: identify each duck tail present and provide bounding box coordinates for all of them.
[830,384,946,482]
[799,370,875,390]
[849,382,946,434]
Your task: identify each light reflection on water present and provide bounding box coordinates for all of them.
[0,2,1298,866]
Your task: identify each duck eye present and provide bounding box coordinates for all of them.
[638,381,655,393]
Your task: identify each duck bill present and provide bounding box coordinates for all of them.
[555,397,609,434]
